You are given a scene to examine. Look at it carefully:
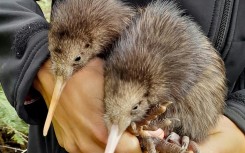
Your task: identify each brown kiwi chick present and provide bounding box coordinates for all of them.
[103,1,227,153]
[44,0,135,136]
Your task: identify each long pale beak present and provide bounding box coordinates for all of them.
[105,124,123,153]
[43,76,66,136]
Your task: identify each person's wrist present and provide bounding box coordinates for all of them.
[198,115,245,153]
[223,115,245,152]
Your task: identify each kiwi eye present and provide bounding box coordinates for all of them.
[133,105,139,110]
[132,101,142,111]
[59,31,65,37]
[74,56,81,62]
[131,101,143,115]
[84,43,90,48]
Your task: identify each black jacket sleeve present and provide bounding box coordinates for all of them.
[0,0,50,124]
[179,0,245,133]
[222,0,245,133]
[225,71,245,132]
[215,0,245,133]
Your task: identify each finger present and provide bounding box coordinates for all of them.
[198,116,245,153]
[143,129,165,139]
[116,132,141,153]
[188,141,199,153]
[143,125,159,131]
[52,119,64,148]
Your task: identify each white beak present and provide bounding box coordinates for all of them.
[105,124,123,153]
[43,76,66,136]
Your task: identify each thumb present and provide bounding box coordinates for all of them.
[115,132,142,153]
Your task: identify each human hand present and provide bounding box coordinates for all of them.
[197,115,245,153]
[33,58,141,153]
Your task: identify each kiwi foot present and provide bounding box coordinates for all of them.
[128,102,172,135]
[166,132,200,153]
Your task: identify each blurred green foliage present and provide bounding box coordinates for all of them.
[37,0,52,22]
[0,86,28,146]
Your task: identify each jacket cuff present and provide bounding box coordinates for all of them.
[15,30,50,124]
[224,90,245,133]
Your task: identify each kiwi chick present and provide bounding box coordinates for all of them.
[43,0,135,136]
[103,1,227,153]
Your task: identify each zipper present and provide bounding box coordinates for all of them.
[214,0,233,52]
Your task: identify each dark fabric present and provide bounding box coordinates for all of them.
[225,89,245,132]
[0,0,50,124]
[177,0,244,83]
[12,21,49,58]
[0,0,244,153]
[28,124,67,153]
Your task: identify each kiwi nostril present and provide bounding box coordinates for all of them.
[74,56,81,61]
